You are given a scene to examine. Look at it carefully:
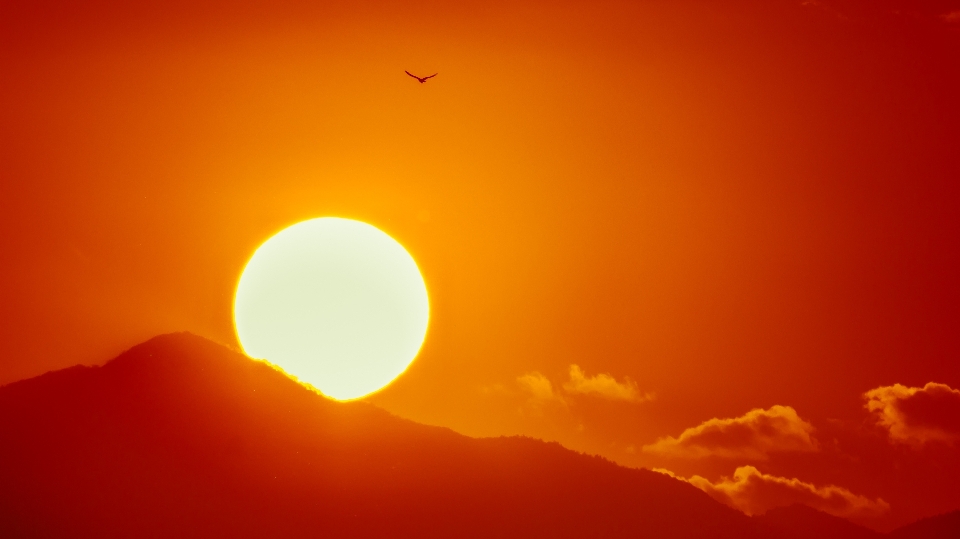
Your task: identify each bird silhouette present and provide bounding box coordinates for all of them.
[405,71,438,84]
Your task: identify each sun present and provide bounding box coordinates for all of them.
[233,217,429,400]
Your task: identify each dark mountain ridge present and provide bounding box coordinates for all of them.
[888,510,960,539]
[753,503,883,539]
[0,333,763,538]
[0,333,956,538]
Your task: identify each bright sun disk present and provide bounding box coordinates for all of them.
[233,217,429,400]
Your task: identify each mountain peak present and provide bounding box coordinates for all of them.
[0,335,805,538]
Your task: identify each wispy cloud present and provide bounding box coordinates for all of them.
[516,371,557,401]
[657,466,889,518]
[515,365,652,405]
[562,365,652,403]
[643,406,817,460]
[865,382,960,446]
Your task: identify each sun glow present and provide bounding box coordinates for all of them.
[234,218,429,400]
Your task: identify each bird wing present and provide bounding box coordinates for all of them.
[405,71,420,80]
[423,73,438,80]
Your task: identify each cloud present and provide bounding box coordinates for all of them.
[562,364,652,402]
[864,382,960,446]
[659,466,890,518]
[515,365,652,405]
[643,406,817,460]
[942,10,960,23]
[516,372,557,401]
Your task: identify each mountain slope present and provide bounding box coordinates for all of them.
[889,510,960,539]
[0,333,768,539]
[753,504,882,539]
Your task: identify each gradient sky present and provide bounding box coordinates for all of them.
[2,0,959,531]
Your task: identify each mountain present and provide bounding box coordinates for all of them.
[0,333,769,539]
[4,333,956,539]
[753,504,882,539]
[889,510,960,539]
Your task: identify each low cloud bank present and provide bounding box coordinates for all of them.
[657,466,889,518]
[643,405,817,460]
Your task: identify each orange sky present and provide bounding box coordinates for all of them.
[2,0,959,531]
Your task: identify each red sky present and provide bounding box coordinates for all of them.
[1,0,958,531]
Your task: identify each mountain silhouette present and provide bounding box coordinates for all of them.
[0,333,957,539]
[0,333,765,539]
[753,504,882,539]
[888,510,960,539]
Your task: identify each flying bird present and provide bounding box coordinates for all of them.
[405,71,438,84]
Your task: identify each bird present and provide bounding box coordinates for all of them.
[405,71,438,84]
